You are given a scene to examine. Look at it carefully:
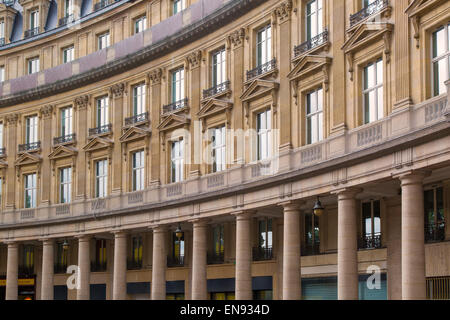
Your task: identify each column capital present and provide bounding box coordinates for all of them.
[75,234,92,242]
[332,187,363,199]
[149,224,168,233]
[231,210,256,220]
[4,241,18,247]
[278,200,304,211]
[39,238,55,245]
[394,170,431,185]
[112,230,128,238]
[189,218,210,227]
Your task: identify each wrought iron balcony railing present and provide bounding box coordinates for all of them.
[53,133,76,145]
[18,265,34,276]
[167,255,185,267]
[59,14,75,26]
[127,259,143,270]
[294,29,329,57]
[358,233,382,249]
[207,251,225,265]
[24,27,40,39]
[425,222,446,243]
[91,261,107,272]
[301,244,320,256]
[350,0,389,27]
[94,0,111,11]
[89,124,112,136]
[125,112,149,126]
[203,80,230,99]
[162,98,188,115]
[1,0,15,6]
[54,263,67,274]
[246,58,276,81]
[0,148,5,157]
[0,38,5,46]
[18,141,41,152]
[252,247,273,261]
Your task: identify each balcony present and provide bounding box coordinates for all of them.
[91,261,107,272]
[59,14,75,26]
[162,98,188,115]
[203,80,230,99]
[1,0,15,6]
[54,263,67,274]
[294,29,329,57]
[89,124,112,136]
[94,0,113,11]
[18,141,41,152]
[0,148,5,157]
[246,58,276,81]
[301,244,320,256]
[125,112,149,126]
[24,27,40,39]
[167,255,184,267]
[425,222,446,243]
[358,233,382,250]
[18,265,34,276]
[0,38,5,46]
[252,247,273,261]
[127,259,143,270]
[53,133,76,146]
[350,0,389,27]
[207,252,224,265]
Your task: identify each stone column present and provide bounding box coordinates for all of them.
[280,201,301,300]
[41,239,54,300]
[5,242,19,300]
[112,232,127,300]
[191,219,208,300]
[336,188,360,300]
[234,211,253,300]
[151,226,167,300]
[399,172,427,300]
[386,197,402,300]
[77,235,91,300]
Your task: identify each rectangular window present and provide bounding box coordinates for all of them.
[257,25,272,66]
[211,126,226,173]
[304,212,320,255]
[258,218,273,249]
[173,0,186,14]
[173,232,185,260]
[0,20,4,41]
[360,200,381,249]
[28,57,40,74]
[212,225,224,256]
[363,0,377,8]
[257,109,272,161]
[134,16,147,34]
[212,49,226,86]
[171,140,184,183]
[131,236,143,265]
[59,167,72,203]
[363,59,383,124]
[171,68,185,103]
[133,83,146,116]
[64,0,73,17]
[25,116,38,144]
[22,245,34,270]
[60,107,73,137]
[98,32,110,50]
[96,96,109,127]
[306,0,323,41]
[132,150,145,191]
[0,66,4,82]
[63,46,74,63]
[306,88,323,145]
[30,10,39,29]
[432,24,450,96]
[424,187,445,242]
[24,173,37,208]
[55,242,68,272]
[95,159,108,198]
[95,239,107,264]
[0,122,3,149]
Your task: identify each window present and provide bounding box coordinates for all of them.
[64,0,73,17]
[173,0,186,14]
[60,107,73,137]
[256,109,272,161]
[59,167,72,203]
[211,126,226,173]
[134,16,147,34]
[212,224,224,257]
[363,0,377,8]
[0,20,4,42]
[171,68,185,103]
[98,32,110,50]
[96,96,109,127]
[212,48,226,86]
[424,187,445,243]
[95,159,108,198]
[28,57,40,74]
[132,150,145,191]
[94,239,107,271]
[171,140,184,183]
[257,25,271,66]
[0,66,4,82]
[361,200,381,249]
[304,212,320,255]
[30,10,39,30]
[363,59,383,124]
[25,116,38,144]
[63,46,74,63]
[258,218,273,249]
[22,245,34,273]
[0,122,3,150]
[55,242,68,273]
[172,231,185,263]
[306,88,323,145]
[131,236,143,267]
[24,173,37,208]
[306,0,323,41]
[132,83,146,116]
[432,24,450,96]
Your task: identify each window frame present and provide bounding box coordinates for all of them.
[95,159,108,198]
[24,173,37,208]
[431,23,450,97]
[210,125,226,173]
[211,48,227,87]
[25,115,38,144]
[256,109,272,161]
[59,167,72,204]
[362,58,384,124]
[62,46,75,63]
[28,57,40,74]
[306,87,324,145]
[98,32,110,50]
[305,0,323,41]
[96,96,109,127]
[170,139,184,183]
[131,150,145,191]
[132,83,146,116]
[256,24,272,67]
[171,67,185,103]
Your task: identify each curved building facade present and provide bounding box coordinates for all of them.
[0,0,449,300]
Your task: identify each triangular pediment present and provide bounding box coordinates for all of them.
[15,152,42,166]
[120,126,151,143]
[198,99,233,119]
[49,145,78,160]
[405,0,442,17]
[288,55,332,81]
[342,22,393,54]
[157,114,190,133]
[83,137,113,152]
[240,79,279,103]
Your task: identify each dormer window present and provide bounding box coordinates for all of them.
[0,20,5,46]
[30,10,39,30]
[64,0,74,17]
[173,0,186,15]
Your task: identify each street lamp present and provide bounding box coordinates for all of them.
[313,197,324,217]
[175,224,183,240]
[62,239,70,251]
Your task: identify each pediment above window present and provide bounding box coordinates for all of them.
[198,99,233,120]
[48,145,78,160]
[240,79,279,104]
[83,137,113,153]
[15,152,42,167]
[157,113,190,133]
[288,55,332,84]
[120,126,151,143]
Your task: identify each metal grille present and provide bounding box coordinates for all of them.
[18,141,41,152]
[24,27,40,39]
[427,277,450,300]
[88,124,112,136]
[294,29,328,57]
[125,112,149,126]
[162,98,188,115]
[246,58,276,81]
[203,80,230,99]
[350,0,389,27]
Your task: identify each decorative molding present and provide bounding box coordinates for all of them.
[39,105,53,119]
[274,0,293,23]
[74,95,90,110]
[186,50,202,70]
[148,68,163,85]
[110,82,127,98]
[228,28,246,48]
[5,113,19,125]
